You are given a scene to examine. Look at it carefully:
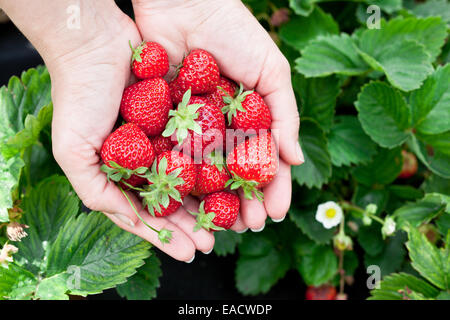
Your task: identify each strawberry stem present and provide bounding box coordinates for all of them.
[118,184,173,244]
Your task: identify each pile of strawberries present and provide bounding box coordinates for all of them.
[100,41,278,243]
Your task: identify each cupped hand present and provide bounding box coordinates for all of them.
[49,4,213,262]
[132,0,304,232]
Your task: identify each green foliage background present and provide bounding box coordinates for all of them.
[0,0,449,300]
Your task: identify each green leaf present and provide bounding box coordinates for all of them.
[365,231,407,277]
[408,134,450,179]
[213,230,242,256]
[295,33,369,77]
[280,6,338,51]
[409,0,450,24]
[355,81,411,148]
[15,176,80,274]
[357,17,446,91]
[292,119,332,188]
[289,207,335,244]
[236,229,291,295]
[353,147,403,186]
[358,224,385,256]
[389,185,424,201]
[0,155,23,222]
[45,211,151,296]
[394,193,447,228]
[296,244,338,286]
[116,253,162,300]
[328,116,378,166]
[0,66,52,159]
[410,64,450,135]
[288,0,318,16]
[0,263,37,300]
[368,0,402,14]
[369,272,440,300]
[360,16,446,65]
[436,214,450,237]
[422,174,450,195]
[353,185,389,214]
[294,74,340,132]
[406,227,449,290]
[34,274,70,300]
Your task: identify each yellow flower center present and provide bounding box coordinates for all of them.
[325,208,336,219]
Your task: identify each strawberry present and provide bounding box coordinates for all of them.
[190,191,240,231]
[222,83,271,132]
[398,150,418,179]
[226,132,278,201]
[100,123,155,187]
[130,41,169,80]
[174,49,220,95]
[150,135,173,155]
[192,151,230,195]
[305,285,337,300]
[205,76,237,110]
[120,78,172,136]
[163,89,225,159]
[140,150,197,216]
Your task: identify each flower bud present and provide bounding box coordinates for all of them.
[382,217,396,238]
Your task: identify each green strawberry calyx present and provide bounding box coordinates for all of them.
[129,40,144,63]
[221,82,253,126]
[225,172,264,202]
[101,160,148,183]
[162,89,203,145]
[189,201,225,232]
[139,156,184,216]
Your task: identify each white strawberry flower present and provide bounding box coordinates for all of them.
[315,201,343,229]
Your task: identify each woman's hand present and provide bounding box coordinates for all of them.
[132,0,304,232]
[1,0,214,262]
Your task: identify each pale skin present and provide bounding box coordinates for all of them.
[1,0,303,262]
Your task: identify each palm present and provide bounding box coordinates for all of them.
[51,15,213,261]
[133,0,300,230]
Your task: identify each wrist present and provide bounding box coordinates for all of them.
[2,0,126,69]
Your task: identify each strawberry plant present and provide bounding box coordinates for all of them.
[0,0,449,301]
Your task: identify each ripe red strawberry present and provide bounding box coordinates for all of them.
[150,135,173,155]
[305,285,337,300]
[398,150,418,179]
[190,191,240,231]
[130,41,169,79]
[175,49,220,95]
[120,78,172,136]
[169,78,185,105]
[140,150,197,216]
[205,76,237,110]
[226,132,278,201]
[192,152,230,195]
[101,123,155,187]
[163,90,225,159]
[222,83,271,131]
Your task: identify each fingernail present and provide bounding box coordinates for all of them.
[250,224,265,232]
[203,248,213,255]
[271,216,286,223]
[114,213,135,228]
[296,142,304,163]
[185,254,195,263]
[236,228,248,234]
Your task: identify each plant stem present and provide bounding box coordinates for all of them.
[117,184,159,234]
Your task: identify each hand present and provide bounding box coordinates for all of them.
[1,0,214,262]
[132,0,304,232]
